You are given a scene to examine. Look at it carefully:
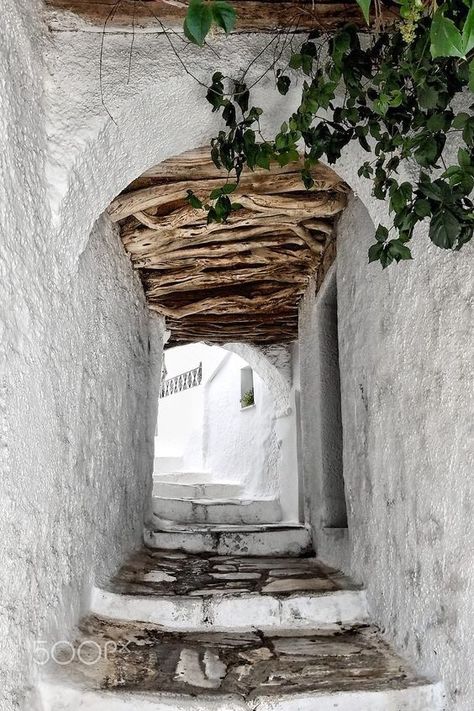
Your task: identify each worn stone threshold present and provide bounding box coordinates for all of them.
[150,519,305,532]
[48,619,437,702]
[145,525,313,557]
[105,548,358,598]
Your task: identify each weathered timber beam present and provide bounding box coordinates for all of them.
[144,267,310,298]
[109,171,347,222]
[237,192,346,215]
[122,213,331,249]
[122,224,327,261]
[135,236,309,261]
[167,333,297,344]
[148,287,298,318]
[131,152,309,183]
[130,247,318,270]
[45,0,397,33]
[165,310,298,322]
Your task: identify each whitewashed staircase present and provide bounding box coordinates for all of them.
[40,527,445,711]
[39,501,445,710]
[152,472,284,540]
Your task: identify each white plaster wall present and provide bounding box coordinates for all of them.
[336,194,474,711]
[297,267,350,573]
[42,25,304,272]
[0,4,164,709]
[204,352,279,496]
[23,9,473,707]
[0,212,162,711]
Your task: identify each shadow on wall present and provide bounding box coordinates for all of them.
[299,264,349,573]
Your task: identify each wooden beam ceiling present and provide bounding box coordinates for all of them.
[110,147,348,346]
[45,0,397,32]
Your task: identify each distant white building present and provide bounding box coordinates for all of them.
[154,343,299,518]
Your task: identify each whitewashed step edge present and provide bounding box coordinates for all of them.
[39,679,446,711]
[90,587,369,632]
[144,525,312,556]
[152,481,244,500]
[152,496,282,525]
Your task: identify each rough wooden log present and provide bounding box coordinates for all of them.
[129,247,319,270]
[45,0,398,33]
[107,144,346,344]
[148,287,297,318]
[145,266,310,298]
[109,171,347,222]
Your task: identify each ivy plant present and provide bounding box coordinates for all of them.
[183,0,474,268]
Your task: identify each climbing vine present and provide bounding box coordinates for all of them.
[182,0,474,267]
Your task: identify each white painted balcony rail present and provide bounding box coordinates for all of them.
[159,363,202,398]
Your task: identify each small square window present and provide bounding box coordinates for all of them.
[240,366,255,408]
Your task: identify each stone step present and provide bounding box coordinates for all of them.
[90,547,368,631]
[39,622,444,711]
[144,523,312,557]
[152,496,282,526]
[153,478,244,500]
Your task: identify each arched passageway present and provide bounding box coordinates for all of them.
[3,4,472,710]
[109,146,349,534]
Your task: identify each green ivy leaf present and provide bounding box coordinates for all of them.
[452,112,470,129]
[184,0,212,46]
[277,75,291,96]
[417,84,440,110]
[414,198,431,218]
[387,239,413,261]
[462,3,474,55]
[289,53,302,70]
[374,224,389,243]
[221,182,237,194]
[234,81,249,113]
[211,0,237,33]
[463,116,474,145]
[469,60,474,93]
[414,134,445,168]
[301,168,314,189]
[331,31,351,65]
[186,189,203,210]
[355,0,372,24]
[430,10,465,59]
[380,247,394,269]
[368,242,384,263]
[429,209,462,249]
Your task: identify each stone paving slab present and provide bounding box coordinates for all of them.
[59,618,430,700]
[106,548,358,597]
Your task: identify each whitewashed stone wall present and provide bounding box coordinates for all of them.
[3,5,472,709]
[204,351,279,497]
[0,4,163,709]
[336,195,473,711]
[298,266,349,573]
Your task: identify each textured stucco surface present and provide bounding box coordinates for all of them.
[2,5,472,710]
[0,4,164,708]
[336,195,473,710]
[204,351,279,498]
[298,266,349,573]
[43,27,302,267]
